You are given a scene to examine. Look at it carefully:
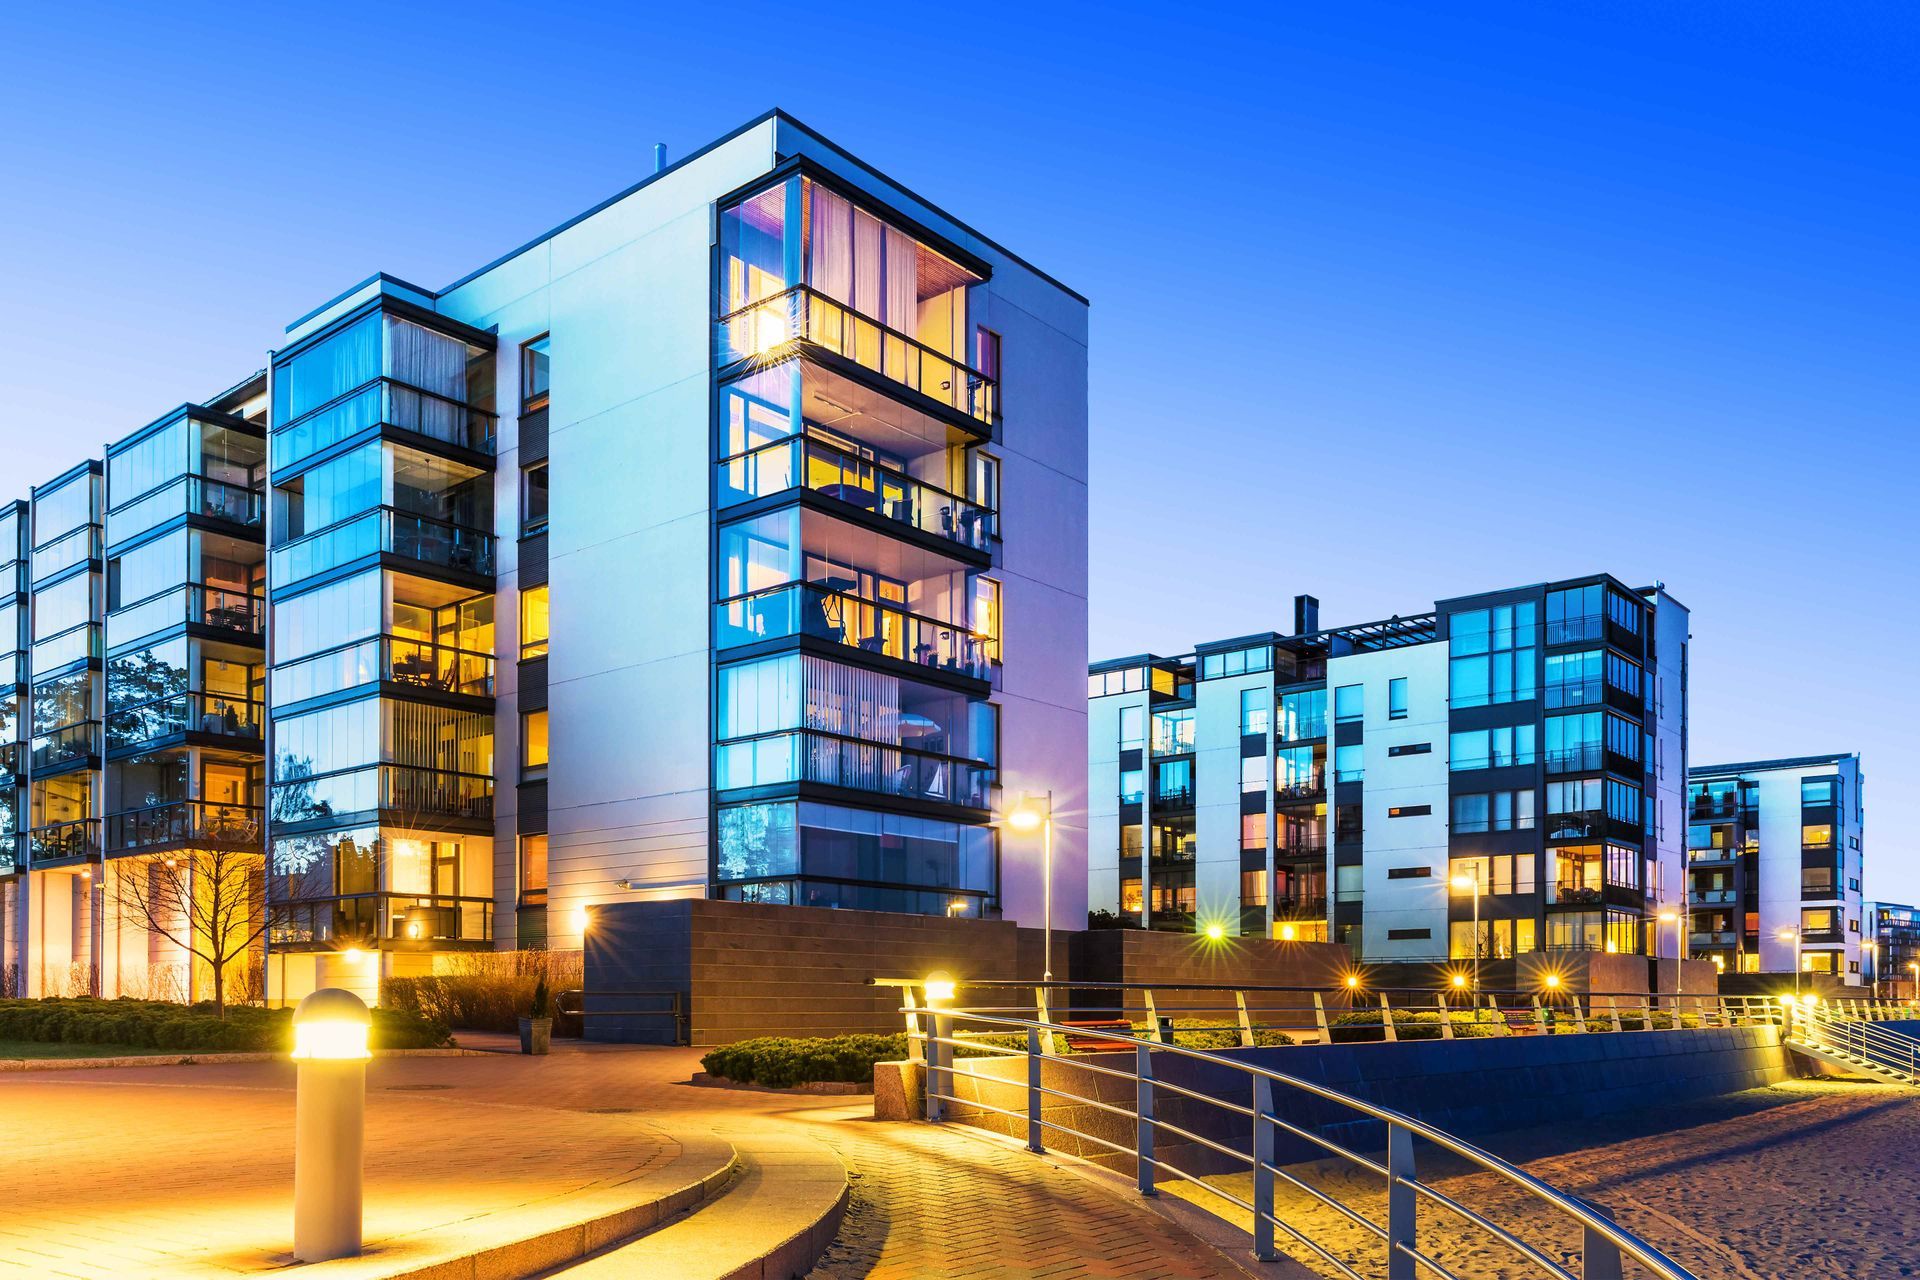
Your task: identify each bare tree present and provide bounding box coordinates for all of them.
[110,822,266,1019]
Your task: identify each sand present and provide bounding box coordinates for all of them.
[1175,1080,1919,1279]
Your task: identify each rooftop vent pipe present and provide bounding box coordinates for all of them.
[653,143,668,174]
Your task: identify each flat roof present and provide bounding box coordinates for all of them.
[1689,753,1857,777]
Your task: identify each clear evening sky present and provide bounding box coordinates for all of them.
[4,3,1914,897]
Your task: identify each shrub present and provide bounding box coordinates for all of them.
[381,950,582,1032]
[1135,1018,1295,1049]
[1329,1008,1505,1041]
[0,998,450,1052]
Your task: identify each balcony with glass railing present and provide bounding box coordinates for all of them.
[715,582,996,682]
[268,892,494,949]
[718,288,997,427]
[0,833,15,876]
[106,801,262,854]
[30,622,101,674]
[31,722,96,771]
[109,584,262,648]
[271,764,494,827]
[106,691,263,752]
[1688,845,1739,865]
[1691,886,1738,905]
[273,378,499,470]
[714,728,994,810]
[31,526,100,585]
[270,634,495,706]
[1276,769,1328,801]
[271,507,495,586]
[107,475,264,548]
[718,431,995,552]
[30,817,100,863]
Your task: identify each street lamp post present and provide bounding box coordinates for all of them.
[1449,872,1481,996]
[1908,961,1917,1005]
[1007,792,1055,982]
[291,988,372,1263]
[1777,928,1800,1000]
[1863,940,1877,1000]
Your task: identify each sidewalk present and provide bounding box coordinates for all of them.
[1,1039,1260,1279]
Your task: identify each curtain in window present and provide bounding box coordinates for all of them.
[852,208,884,318]
[808,186,854,304]
[884,226,917,337]
[386,317,468,440]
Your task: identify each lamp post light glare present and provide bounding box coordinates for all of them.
[291,988,372,1263]
[1002,792,1054,982]
[924,970,956,1005]
[1656,909,1681,1009]
[1204,922,1226,943]
[1777,928,1800,999]
[1449,873,1481,995]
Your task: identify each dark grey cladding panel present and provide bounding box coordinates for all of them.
[517,780,548,834]
[519,532,549,585]
[519,655,548,710]
[519,407,549,463]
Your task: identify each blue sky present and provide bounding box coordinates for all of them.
[4,2,1915,898]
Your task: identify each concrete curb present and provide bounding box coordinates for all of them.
[689,1071,870,1096]
[0,1047,492,1072]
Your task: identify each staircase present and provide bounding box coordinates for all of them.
[1787,1006,1920,1085]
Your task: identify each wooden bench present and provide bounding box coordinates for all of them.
[1059,1018,1135,1053]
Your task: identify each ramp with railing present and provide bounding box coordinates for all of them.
[1789,1000,1920,1084]
[890,979,1704,1280]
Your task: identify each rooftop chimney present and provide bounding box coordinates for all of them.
[1294,594,1320,636]
[653,143,668,174]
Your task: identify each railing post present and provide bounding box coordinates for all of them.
[1570,996,1589,1033]
[1235,989,1256,1048]
[1581,1201,1626,1280]
[1034,986,1056,1056]
[1143,989,1165,1043]
[1533,995,1549,1034]
[1608,999,1623,1035]
[1252,1076,1276,1261]
[903,988,925,1064]
[1436,995,1453,1040]
[927,1011,951,1122]
[1386,1122,1416,1280]
[1026,1028,1044,1153]
[1381,992,1398,1043]
[1135,1043,1156,1196]
[1313,992,1331,1043]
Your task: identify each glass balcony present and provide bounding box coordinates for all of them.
[271,507,495,586]
[273,378,498,468]
[1277,716,1328,744]
[107,475,264,547]
[714,728,994,809]
[1549,880,1604,906]
[0,652,17,687]
[31,623,101,674]
[718,288,997,427]
[31,722,96,770]
[271,764,493,826]
[1690,929,1736,947]
[718,432,995,551]
[109,584,263,647]
[1277,770,1327,801]
[31,817,100,863]
[106,691,263,751]
[0,834,15,876]
[715,582,996,681]
[0,741,18,779]
[1692,887,1738,905]
[268,893,493,948]
[31,526,99,584]
[270,634,495,705]
[106,801,262,853]
[1688,846,1739,865]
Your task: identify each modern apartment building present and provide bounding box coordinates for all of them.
[1685,753,1864,982]
[1088,576,1689,965]
[0,111,1089,1003]
[1864,901,1917,992]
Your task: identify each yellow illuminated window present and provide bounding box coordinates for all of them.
[522,710,549,777]
[521,585,549,660]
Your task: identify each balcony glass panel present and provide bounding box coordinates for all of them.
[714,729,993,808]
[719,431,994,551]
[107,476,264,546]
[270,764,493,826]
[271,508,495,586]
[31,472,100,550]
[108,585,263,648]
[31,624,101,673]
[273,377,497,472]
[106,801,262,853]
[106,691,263,750]
[267,893,493,946]
[714,582,995,680]
[31,525,99,583]
[30,817,99,862]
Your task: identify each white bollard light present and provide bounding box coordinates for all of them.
[292,987,372,1262]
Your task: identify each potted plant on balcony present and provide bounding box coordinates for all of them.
[520,977,553,1056]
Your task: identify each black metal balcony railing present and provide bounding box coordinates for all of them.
[1281,834,1330,857]
[271,506,496,585]
[1153,787,1195,808]
[271,764,494,826]
[716,581,997,681]
[1689,929,1737,947]
[273,378,499,467]
[30,817,101,862]
[106,801,262,853]
[1277,717,1328,744]
[31,722,96,771]
[270,634,496,705]
[268,892,494,948]
[107,692,263,751]
[717,287,998,426]
[1549,880,1604,906]
[719,432,996,551]
[108,583,263,648]
[714,728,994,809]
[1277,771,1328,801]
[1688,846,1739,864]
[1692,887,1738,905]
[107,474,264,546]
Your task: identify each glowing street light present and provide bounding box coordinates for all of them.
[1002,792,1054,982]
[923,970,956,1004]
[1656,908,1682,1011]
[1449,872,1480,995]
[1777,928,1800,999]
[291,988,372,1262]
[1203,922,1226,942]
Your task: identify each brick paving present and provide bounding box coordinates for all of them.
[1,1040,1253,1279]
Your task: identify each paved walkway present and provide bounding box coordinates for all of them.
[0,1038,1257,1279]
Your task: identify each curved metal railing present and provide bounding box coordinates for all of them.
[1799,1002,1920,1083]
[911,999,1700,1280]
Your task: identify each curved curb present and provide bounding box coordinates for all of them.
[0,1047,491,1072]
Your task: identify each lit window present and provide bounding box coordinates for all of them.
[522,710,549,779]
[519,834,549,904]
[520,585,549,660]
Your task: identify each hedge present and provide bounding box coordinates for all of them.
[1329,1008,1507,1041]
[0,998,450,1053]
[381,950,583,1033]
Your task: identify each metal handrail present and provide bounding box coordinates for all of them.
[913,1002,1698,1279]
[1799,1003,1920,1082]
[555,988,688,1045]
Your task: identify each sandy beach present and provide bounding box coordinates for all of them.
[1179,1079,1918,1279]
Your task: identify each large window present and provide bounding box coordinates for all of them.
[522,710,549,779]
[518,834,548,905]
[1239,688,1269,736]
[1546,584,1602,644]
[1201,646,1270,679]
[520,585,549,660]
[521,336,550,407]
[1388,677,1408,720]
[1544,650,1602,708]
[1545,713,1601,772]
[1334,744,1363,784]
[1118,704,1144,750]
[714,799,996,909]
[521,463,548,534]
[1450,724,1535,771]
[1452,790,1535,834]
[1334,684,1363,723]
[1449,603,1537,708]
[1151,708,1194,755]
[1278,688,1326,741]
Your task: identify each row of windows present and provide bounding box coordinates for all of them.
[1199,646,1270,679]
[1453,789,1535,833]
